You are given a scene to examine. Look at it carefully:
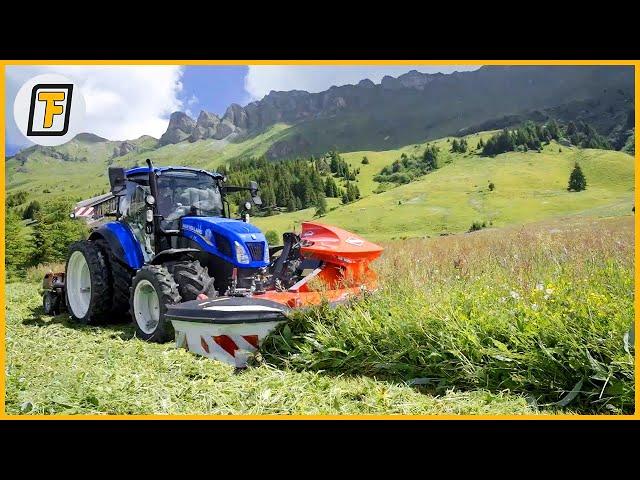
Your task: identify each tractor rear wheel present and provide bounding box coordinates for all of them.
[65,241,112,324]
[94,239,132,319]
[130,265,181,343]
[171,260,216,301]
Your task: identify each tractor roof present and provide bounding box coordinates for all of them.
[125,166,224,179]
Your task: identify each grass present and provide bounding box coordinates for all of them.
[262,215,635,413]
[5,283,531,415]
[4,216,633,415]
[254,141,634,241]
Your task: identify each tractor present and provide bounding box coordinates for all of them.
[56,159,383,366]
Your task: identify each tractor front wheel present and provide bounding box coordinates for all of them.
[130,265,181,343]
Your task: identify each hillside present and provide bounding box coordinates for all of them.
[253,136,635,241]
[6,127,634,241]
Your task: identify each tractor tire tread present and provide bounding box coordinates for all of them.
[130,265,181,343]
[65,240,112,325]
[171,260,216,301]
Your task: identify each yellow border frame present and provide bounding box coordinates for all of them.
[1,59,637,420]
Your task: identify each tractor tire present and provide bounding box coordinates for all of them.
[94,239,132,319]
[42,291,60,316]
[130,265,181,343]
[171,260,216,301]
[65,241,112,325]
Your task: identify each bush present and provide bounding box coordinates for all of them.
[468,221,485,232]
[265,230,280,245]
[361,156,370,165]
[488,182,495,191]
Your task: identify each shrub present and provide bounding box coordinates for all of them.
[265,230,280,245]
[468,221,484,232]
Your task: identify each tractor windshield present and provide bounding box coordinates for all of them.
[157,170,224,228]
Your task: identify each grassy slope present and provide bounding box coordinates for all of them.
[5,124,292,205]
[254,138,634,241]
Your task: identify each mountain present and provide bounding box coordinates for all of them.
[158,65,634,158]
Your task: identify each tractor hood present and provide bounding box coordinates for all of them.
[181,216,269,268]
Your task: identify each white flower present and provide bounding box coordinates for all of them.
[510,291,520,300]
[531,303,539,311]
[536,283,544,291]
[545,288,554,295]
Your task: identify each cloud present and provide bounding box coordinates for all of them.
[5,65,184,146]
[244,65,480,101]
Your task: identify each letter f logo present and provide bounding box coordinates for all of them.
[27,84,73,136]
[38,91,65,128]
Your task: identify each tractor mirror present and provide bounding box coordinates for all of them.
[108,167,127,196]
[249,180,262,206]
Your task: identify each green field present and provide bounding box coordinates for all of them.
[254,140,634,241]
[5,216,633,415]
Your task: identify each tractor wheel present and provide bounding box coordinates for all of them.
[171,260,216,301]
[42,291,60,315]
[94,239,132,319]
[65,241,112,325]
[130,265,181,343]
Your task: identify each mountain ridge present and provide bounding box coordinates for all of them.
[157,65,634,158]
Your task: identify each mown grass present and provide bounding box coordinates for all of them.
[5,216,632,415]
[261,216,635,414]
[4,283,531,415]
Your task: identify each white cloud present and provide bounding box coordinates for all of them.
[244,65,481,101]
[6,65,184,146]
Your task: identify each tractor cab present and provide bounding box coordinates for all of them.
[108,162,263,264]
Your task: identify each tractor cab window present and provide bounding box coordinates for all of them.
[119,179,154,260]
[156,170,224,229]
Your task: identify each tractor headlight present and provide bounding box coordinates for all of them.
[145,195,155,206]
[244,201,252,211]
[234,241,250,264]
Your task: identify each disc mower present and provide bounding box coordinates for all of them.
[44,160,383,367]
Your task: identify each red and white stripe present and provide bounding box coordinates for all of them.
[74,206,95,217]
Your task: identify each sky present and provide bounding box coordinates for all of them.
[5,65,480,153]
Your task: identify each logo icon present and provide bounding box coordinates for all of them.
[14,73,85,146]
[27,84,74,136]
[345,237,364,246]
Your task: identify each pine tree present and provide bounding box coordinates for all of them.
[567,162,587,191]
[315,195,328,216]
[5,211,34,277]
[33,199,88,265]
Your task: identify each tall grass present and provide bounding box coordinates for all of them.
[262,217,635,413]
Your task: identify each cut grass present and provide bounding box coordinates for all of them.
[4,283,531,415]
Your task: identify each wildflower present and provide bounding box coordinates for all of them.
[531,303,539,311]
[510,291,520,300]
[536,283,544,291]
[545,288,554,295]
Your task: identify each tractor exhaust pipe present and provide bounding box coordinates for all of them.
[146,159,163,253]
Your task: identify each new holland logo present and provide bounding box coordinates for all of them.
[14,73,86,147]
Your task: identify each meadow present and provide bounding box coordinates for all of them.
[5,215,634,415]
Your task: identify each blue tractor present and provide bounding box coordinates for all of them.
[63,159,277,342]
